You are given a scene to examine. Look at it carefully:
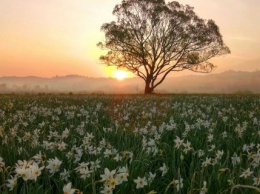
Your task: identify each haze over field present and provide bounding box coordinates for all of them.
[0,71,259,94]
[1,0,260,79]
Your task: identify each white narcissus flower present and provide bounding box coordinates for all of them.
[231,153,240,166]
[90,159,101,170]
[215,150,224,160]
[15,160,44,181]
[6,176,17,191]
[239,168,253,178]
[63,182,76,194]
[60,169,70,181]
[79,167,92,180]
[147,171,156,184]
[100,186,113,194]
[46,157,62,175]
[183,141,192,154]
[15,166,32,181]
[134,176,148,189]
[116,166,129,184]
[106,177,119,189]
[30,162,44,181]
[100,168,116,181]
[62,128,70,138]
[159,163,168,177]
[202,157,212,168]
[103,149,112,158]
[116,172,128,184]
[57,141,67,151]
[174,136,183,149]
[113,153,122,162]
[32,151,44,164]
[207,134,214,142]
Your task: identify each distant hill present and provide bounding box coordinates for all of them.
[0,71,259,94]
[162,70,260,94]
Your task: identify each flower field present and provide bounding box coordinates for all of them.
[0,94,259,194]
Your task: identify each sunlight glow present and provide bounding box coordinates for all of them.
[114,70,128,80]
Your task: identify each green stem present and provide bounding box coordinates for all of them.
[164,180,174,194]
[92,170,96,194]
[231,184,260,193]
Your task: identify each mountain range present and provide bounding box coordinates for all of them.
[0,70,259,94]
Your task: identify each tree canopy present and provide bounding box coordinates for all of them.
[98,0,230,94]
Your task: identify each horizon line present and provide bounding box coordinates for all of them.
[0,69,259,79]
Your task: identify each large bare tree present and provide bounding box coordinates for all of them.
[98,0,230,94]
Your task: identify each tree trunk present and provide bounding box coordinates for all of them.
[144,82,154,94]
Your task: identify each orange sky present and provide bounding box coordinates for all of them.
[0,0,260,78]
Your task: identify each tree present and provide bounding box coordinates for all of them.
[98,0,230,94]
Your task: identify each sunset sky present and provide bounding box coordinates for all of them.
[1,0,260,78]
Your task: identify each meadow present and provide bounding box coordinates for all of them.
[0,94,259,194]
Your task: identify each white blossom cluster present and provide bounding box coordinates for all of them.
[0,95,259,193]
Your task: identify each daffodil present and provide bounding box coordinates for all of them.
[134,176,148,189]
[63,182,76,194]
[159,163,168,177]
[6,176,17,191]
[46,157,62,175]
[240,168,253,178]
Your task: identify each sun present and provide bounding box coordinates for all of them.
[114,70,128,80]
